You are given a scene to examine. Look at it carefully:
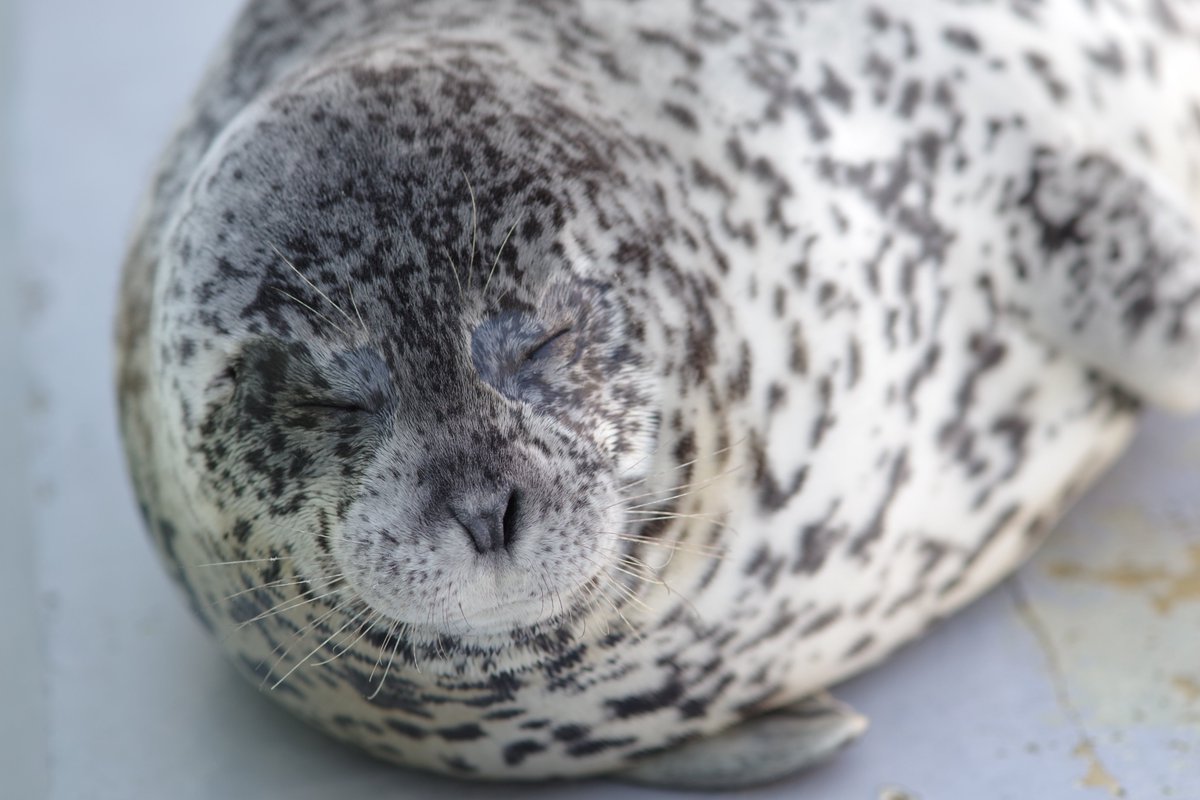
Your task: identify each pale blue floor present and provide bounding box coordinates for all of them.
[4,2,1198,798]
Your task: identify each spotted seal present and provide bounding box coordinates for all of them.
[116,0,1200,788]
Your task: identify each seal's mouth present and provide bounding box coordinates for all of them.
[349,563,611,642]
[329,491,627,636]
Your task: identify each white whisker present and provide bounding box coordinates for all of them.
[444,246,464,299]
[271,286,352,337]
[271,243,361,332]
[461,170,479,289]
[483,219,520,295]
[271,605,372,689]
[312,609,381,666]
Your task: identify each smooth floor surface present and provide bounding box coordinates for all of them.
[5,2,1198,798]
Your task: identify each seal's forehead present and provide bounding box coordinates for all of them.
[158,50,658,370]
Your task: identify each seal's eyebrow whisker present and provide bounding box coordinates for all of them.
[483,218,521,296]
[461,169,479,290]
[346,284,368,335]
[271,285,353,337]
[270,242,363,335]
[444,246,464,300]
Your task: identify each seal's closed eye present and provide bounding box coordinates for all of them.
[292,396,376,414]
[523,326,574,363]
[227,338,391,418]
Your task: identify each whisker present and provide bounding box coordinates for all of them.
[197,552,340,569]
[456,599,476,632]
[198,556,297,568]
[368,622,408,699]
[626,512,741,538]
[603,576,654,613]
[615,554,705,623]
[223,573,344,601]
[271,287,352,337]
[346,285,368,334]
[444,246,464,300]
[608,560,666,586]
[256,594,357,674]
[593,580,643,635]
[610,465,744,510]
[312,608,381,666]
[368,620,398,685]
[625,509,726,521]
[461,170,479,289]
[579,552,654,614]
[621,468,745,512]
[615,536,729,558]
[605,532,729,559]
[271,243,360,331]
[483,219,520,295]
[271,605,372,689]
[235,586,343,630]
[618,436,748,492]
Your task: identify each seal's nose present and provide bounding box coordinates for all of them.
[451,489,520,554]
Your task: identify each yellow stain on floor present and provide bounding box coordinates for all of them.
[1073,740,1124,798]
[1171,675,1200,704]
[1046,546,1200,614]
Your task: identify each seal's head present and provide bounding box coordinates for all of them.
[152,57,662,643]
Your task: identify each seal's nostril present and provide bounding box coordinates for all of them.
[502,488,520,548]
[452,489,518,554]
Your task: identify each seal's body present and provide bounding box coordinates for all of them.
[118,0,1200,787]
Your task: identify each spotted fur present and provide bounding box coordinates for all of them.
[117,0,1200,783]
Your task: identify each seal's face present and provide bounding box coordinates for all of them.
[153,64,660,642]
[340,279,648,635]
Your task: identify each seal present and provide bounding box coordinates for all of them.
[116,0,1200,788]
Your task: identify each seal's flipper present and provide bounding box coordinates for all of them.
[1004,147,1200,413]
[617,693,867,790]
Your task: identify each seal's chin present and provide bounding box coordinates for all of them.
[437,593,581,636]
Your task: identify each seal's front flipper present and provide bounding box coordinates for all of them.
[1004,148,1200,413]
[618,693,867,790]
